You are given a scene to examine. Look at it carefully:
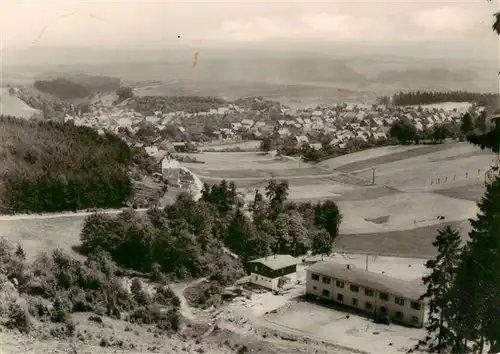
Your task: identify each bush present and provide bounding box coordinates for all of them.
[5,302,32,333]
[50,296,69,323]
[184,280,223,309]
[27,295,51,320]
[129,305,180,331]
[153,286,180,309]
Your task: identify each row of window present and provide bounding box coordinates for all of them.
[311,273,421,310]
[320,288,419,324]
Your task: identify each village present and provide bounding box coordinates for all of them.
[59,93,478,160]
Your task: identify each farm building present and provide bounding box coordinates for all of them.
[247,254,299,291]
[306,260,426,328]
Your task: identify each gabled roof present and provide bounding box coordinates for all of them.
[307,260,424,301]
[248,254,298,270]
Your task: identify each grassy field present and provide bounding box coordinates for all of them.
[0,215,87,261]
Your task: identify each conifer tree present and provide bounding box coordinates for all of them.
[455,177,500,352]
[14,243,26,260]
[420,225,462,353]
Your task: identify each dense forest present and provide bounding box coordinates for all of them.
[0,115,134,214]
[34,78,92,100]
[385,90,499,107]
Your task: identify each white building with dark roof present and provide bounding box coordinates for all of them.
[306,260,426,328]
[247,254,299,291]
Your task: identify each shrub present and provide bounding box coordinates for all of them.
[50,296,70,323]
[131,278,150,306]
[129,305,180,331]
[154,286,180,309]
[184,280,223,309]
[26,295,51,320]
[5,302,32,333]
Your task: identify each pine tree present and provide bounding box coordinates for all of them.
[448,249,481,353]
[457,177,500,352]
[460,112,474,136]
[14,243,25,260]
[420,225,462,353]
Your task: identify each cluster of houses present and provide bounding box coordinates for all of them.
[60,94,481,160]
[247,254,426,328]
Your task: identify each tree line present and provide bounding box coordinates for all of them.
[0,115,134,214]
[384,91,498,107]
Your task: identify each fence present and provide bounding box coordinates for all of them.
[374,168,491,189]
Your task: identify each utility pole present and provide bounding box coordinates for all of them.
[372,168,376,185]
[365,254,369,271]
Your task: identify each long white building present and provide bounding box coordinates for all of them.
[306,260,426,328]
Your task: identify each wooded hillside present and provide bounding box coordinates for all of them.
[0,115,133,214]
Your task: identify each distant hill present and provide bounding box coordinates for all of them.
[34,78,92,100]
[375,68,477,84]
[33,73,121,100]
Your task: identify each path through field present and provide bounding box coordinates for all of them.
[170,278,207,321]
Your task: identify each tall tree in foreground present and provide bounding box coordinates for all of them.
[453,177,500,352]
[419,225,462,354]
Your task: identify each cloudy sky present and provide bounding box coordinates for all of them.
[1,0,499,54]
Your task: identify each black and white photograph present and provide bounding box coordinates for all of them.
[1,0,500,353]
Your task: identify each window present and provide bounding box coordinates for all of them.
[395,311,403,319]
[379,293,388,301]
[380,306,387,313]
[365,302,372,310]
[352,298,358,306]
[336,280,344,288]
[412,316,419,324]
[336,294,343,302]
[411,302,421,310]
[313,286,317,290]
[311,273,320,281]
[364,288,374,297]
[350,285,359,293]
[395,297,405,306]
[322,289,330,297]
[322,276,331,284]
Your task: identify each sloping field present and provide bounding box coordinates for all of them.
[329,143,458,173]
[202,140,261,151]
[319,145,429,171]
[0,93,41,119]
[351,143,494,192]
[335,220,471,258]
[0,215,87,261]
[338,192,477,234]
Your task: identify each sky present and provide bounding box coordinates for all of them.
[0,0,499,63]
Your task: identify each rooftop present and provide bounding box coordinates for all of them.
[248,254,299,270]
[307,260,425,301]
